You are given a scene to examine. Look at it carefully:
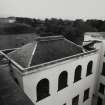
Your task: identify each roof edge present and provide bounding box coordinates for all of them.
[22,49,98,75]
[0,51,24,71]
[28,42,37,67]
[64,38,86,53]
[34,35,64,41]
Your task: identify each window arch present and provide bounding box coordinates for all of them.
[36,78,50,101]
[86,61,93,76]
[74,65,82,83]
[58,71,68,91]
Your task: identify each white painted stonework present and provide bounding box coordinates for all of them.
[84,32,105,105]
[21,52,98,105]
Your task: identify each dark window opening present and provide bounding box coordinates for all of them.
[86,61,93,76]
[58,71,68,91]
[74,65,82,83]
[102,62,105,76]
[72,95,79,105]
[83,88,90,102]
[10,69,13,76]
[97,96,102,105]
[14,78,19,85]
[99,83,105,95]
[63,103,66,105]
[36,78,50,101]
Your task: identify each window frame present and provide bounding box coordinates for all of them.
[83,88,90,102]
[97,96,102,105]
[58,71,68,91]
[72,95,79,105]
[86,61,93,76]
[36,78,50,102]
[101,62,105,76]
[99,83,105,95]
[74,65,82,83]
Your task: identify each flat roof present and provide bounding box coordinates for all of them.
[0,47,98,76]
[85,32,105,38]
[0,35,98,75]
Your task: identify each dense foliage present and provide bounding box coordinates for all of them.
[1,17,105,45]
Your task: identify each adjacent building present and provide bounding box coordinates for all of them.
[84,32,105,105]
[0,17,16,23]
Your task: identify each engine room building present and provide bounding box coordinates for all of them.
[0,35,101,105]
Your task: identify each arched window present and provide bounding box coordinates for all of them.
[36,78,50,101]
[74,65,82,83]
[58,71,68,91]
[86,61,93,76]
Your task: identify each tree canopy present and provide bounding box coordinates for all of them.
[1,17,105,45]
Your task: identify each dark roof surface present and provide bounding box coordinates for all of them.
[8,42,36,67]
[0,64,34,105]
[7,36,83,68]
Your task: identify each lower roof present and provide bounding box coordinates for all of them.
[0,64,34,105]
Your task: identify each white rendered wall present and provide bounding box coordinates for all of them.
[23,53,99,105]
[96,41,105,105]
[84,34,105,105]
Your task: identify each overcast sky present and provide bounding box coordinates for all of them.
[0,0,105,20]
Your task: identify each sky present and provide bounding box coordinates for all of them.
[0,0,105,20]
